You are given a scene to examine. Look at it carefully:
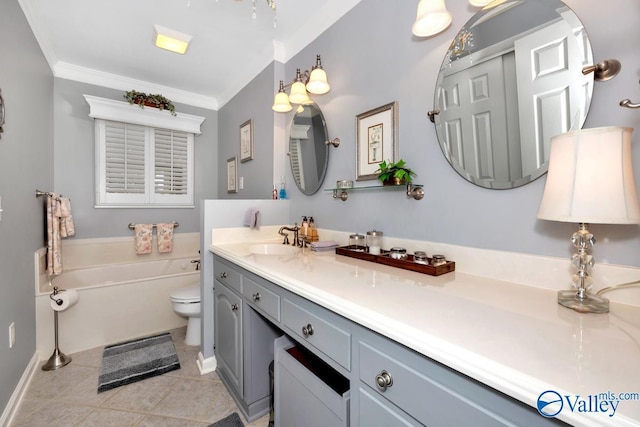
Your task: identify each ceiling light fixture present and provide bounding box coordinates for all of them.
[412,0,452,37]
[272,55,330,113]
[154,25,192,54]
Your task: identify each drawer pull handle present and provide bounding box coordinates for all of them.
[375,370,393,391]
[231,303,239,311]
[220,272,227,279]
[252,292,261,302]
[302,323,314,337]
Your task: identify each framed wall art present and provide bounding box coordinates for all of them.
[227,156,238,193]
[356,101,398,181]
[240,119,253,162]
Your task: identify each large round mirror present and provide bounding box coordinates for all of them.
[433,0,593,189]
[289,102,330,195]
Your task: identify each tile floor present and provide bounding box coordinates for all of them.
[10,327,270,427]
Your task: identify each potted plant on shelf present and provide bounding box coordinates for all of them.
[124,90,176,116]
[375,159,417,185]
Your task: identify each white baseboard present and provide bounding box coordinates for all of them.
[197,352,217,375]
[0,352,39,427]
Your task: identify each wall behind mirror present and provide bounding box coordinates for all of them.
[433,0,593,189]
[274,0,640,268]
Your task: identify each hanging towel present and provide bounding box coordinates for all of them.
[134,224,153,255]
[243,208,260,229]
[58,197,75,238]
[46,193,63,275]
[46,193,76,275]
[157,223,175,253]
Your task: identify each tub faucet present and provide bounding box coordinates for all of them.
[190,259,201,271]
[278,224,299,246]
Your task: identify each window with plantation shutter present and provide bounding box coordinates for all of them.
[96,119,194,207]
[86,95,204,208]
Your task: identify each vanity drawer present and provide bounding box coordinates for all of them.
[282,298,351,370]
[359,341,547,426]
[214,257,242,294]
[243,276,280,321]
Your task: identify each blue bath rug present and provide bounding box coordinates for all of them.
[97,332,180,393]
[207,412,245,427]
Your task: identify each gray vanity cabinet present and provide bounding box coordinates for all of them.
[212,254,567,426]
[214,256,283,422]
[214,280,243,396]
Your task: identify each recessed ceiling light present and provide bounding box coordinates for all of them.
[153,24,192,54]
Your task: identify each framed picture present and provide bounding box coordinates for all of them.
[227,157,238,193]
[356,101,398,181]
[240,119,253,162]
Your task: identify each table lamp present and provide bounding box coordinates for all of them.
[537,126,640,313]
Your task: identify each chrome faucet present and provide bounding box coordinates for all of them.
[278,224,300,246]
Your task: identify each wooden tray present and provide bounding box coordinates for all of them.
[335,246,455,276]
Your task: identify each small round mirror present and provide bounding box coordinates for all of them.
[289,102,329,195]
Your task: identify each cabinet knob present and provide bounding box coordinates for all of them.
[375,370,393,392]
[252,292,261,302]
[220,271,227,279]
[231,303,238,311]
[302,323,314,337]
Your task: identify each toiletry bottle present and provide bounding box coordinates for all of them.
[301,216,308,236]
[272,185,278,200]
[308,217,317,241]
[279,177,287,200]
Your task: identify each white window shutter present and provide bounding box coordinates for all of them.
[151,128,193,205]
[96,120,194,208]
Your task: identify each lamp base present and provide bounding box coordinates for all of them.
[557,290,609,314]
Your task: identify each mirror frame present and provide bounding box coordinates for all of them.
[288,102,330,195]
[433,0,593,190]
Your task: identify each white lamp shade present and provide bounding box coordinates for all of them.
[412,0,452,37]
[272,91,292,113]
[537,126,640,224]
[288,80,311,104]
[306,68,330,95]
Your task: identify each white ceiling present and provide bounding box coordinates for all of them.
[19,0,362,110]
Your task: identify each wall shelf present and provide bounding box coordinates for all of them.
[324,183,424,201]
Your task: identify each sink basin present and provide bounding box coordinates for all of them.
[249,244,299,255]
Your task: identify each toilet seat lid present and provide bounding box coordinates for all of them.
[171,283,200,303]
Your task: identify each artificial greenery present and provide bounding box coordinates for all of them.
[375,159,417,184]
[124,90,176,116]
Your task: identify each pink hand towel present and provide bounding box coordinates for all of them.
[134,224,153,255]
[58,197,75,238]
[157,223,175,253]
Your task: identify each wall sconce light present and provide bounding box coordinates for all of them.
[412,0,452,37]
[272,55,330,113]
[537,126,640,314]
[468,0,493,7]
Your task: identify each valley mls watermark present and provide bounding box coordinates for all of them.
[537,390,639,419]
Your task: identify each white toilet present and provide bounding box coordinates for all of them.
[170,283,201,346]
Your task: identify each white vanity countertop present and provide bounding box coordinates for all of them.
[210,240,640,427]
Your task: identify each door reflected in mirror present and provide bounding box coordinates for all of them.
[433,0,593,189]
[289,102,330,195]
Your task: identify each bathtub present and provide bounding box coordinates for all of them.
[35,233,202,359]
[40,257,199,293]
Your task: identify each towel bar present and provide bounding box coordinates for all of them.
[35,190,62,200]
[128,221,179,230]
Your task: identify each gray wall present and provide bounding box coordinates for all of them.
[218,63,276,199]
[0,0,53,413]
[221,0,640,268]
[53,79,219,238]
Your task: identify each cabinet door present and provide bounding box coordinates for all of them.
[214,281,243,396]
